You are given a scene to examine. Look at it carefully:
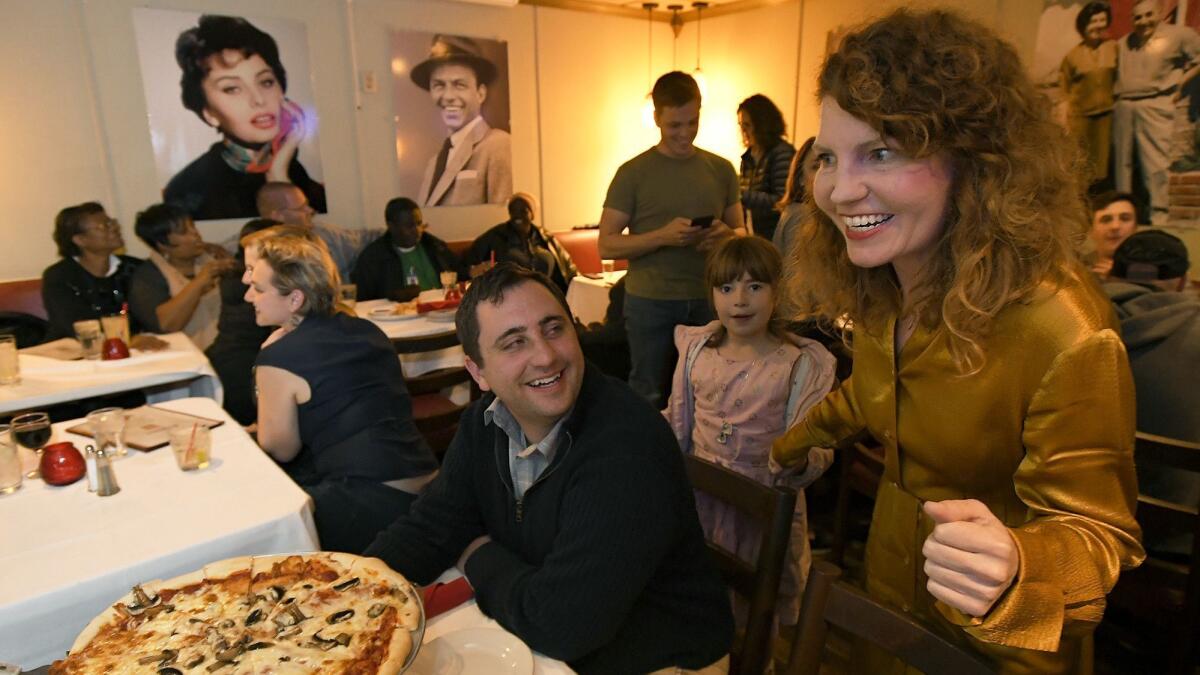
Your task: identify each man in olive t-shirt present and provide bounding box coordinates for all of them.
[598,72,744,409]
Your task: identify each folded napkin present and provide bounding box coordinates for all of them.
[421,576,474,619]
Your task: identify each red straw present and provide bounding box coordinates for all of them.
[184,423,198,465]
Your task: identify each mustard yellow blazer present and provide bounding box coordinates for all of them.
[772,270,1144,673]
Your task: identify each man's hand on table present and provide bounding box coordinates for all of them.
[456,535,492,576]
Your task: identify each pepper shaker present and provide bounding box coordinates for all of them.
[84,444,98,493]
[95,445,120,497]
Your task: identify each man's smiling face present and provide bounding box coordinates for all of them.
[464,280,584,442]
[429,63,486,133]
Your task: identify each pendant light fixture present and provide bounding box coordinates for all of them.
[642,3,659,129]
[691,1,709,97]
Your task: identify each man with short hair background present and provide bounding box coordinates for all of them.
[255,182,379,281]
[598,71,745,409]
[351,197,464,300]
[1103,229,1200,554]
[1087,191,1140,277]
[411,35,513,207]
[365,263,733,674]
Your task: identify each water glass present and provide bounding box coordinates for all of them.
[169,424,211,471]
[87,407,126,458]
[100,314,130,347]
[0,425,21,494]
[74,320,103,360]
[0,335,18,385]
[339,283,357,309]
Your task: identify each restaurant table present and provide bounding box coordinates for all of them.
[0,333,223,415]
[565,270,625,326]
[358,298,465,379]
[0,397,317,670]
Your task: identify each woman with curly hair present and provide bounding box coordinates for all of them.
[771,9,1143,672]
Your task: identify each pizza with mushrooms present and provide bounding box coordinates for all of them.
[49,553,421,674]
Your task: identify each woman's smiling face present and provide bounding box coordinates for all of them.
[200,50,284,145]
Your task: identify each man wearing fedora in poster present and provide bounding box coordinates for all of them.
[412,34,513,207]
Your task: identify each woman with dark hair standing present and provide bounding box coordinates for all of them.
[772,9,1142,671]
[737,94,795,243]
[772,136,816,257]
[164,14,326,220]
[128,203,236,349]
[1060,1,1117,185]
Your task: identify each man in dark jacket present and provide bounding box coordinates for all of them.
[463,192,577,292]
[365,264,732,674]
[1104,229,1200,555]
[351,197,465,300]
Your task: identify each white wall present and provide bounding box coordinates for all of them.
[0,0,1051,282]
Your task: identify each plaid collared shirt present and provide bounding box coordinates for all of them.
[484,398,569,499]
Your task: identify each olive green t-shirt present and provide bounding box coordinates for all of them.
[603,147,740,300]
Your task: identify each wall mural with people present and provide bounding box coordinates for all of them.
[132,8,327,222]
[390,30,513,208]
[1035,0,1200,225]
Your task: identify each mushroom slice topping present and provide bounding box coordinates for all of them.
[129,585,159,611]
[272,604,308,627]
[326,609,354,625]
[332,577,360,592]
[244,608,264,626]
[367,603,388,619]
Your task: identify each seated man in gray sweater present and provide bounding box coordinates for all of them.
[365,264,732,674]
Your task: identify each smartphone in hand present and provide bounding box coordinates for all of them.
[691,215,715,228]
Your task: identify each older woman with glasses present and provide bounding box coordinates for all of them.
[245,228,438,553]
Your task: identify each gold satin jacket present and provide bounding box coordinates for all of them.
[772,272,1144,672]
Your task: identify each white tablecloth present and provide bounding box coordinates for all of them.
[0,333,223,415]
[0,397,317,669]
[566,271,625,326]
[357,298,465,379]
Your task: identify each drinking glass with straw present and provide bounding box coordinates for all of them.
[169,423,211,471]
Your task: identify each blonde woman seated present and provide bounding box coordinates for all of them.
[244,229,438,553]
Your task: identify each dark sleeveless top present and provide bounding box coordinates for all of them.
[255,312,437,483]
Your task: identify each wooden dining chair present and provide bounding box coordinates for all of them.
[682,454,796,675]
[392,330,477,459]
[828,430,884,567]
[1102,431,1200,675]
[785,560,994,675]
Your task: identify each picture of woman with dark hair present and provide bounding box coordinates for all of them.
[163,14,326,221]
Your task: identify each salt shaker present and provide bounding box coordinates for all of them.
[95,445,120,497]
[84,444,98,493]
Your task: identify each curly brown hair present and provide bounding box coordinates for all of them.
[787,8,1087,373]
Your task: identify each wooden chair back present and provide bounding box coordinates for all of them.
[828,430,883,567]
[682,454,796,675]
[786,561,994,675]
[391,329,476,458]
[1104,432,1200,674]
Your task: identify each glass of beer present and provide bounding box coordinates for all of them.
[0,335,19,385]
